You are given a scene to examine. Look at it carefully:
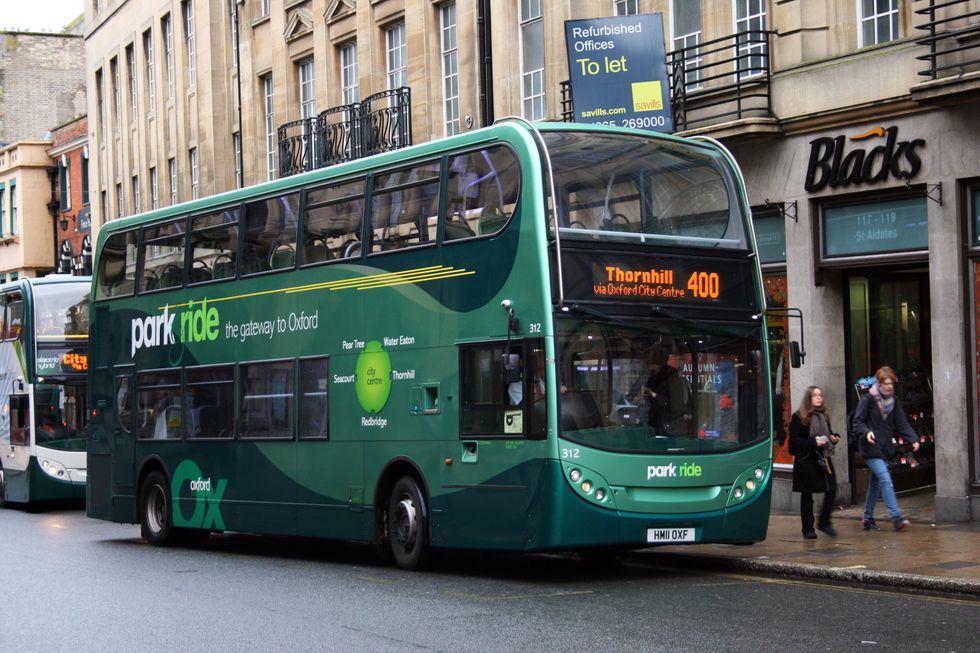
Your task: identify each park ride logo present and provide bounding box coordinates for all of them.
[130,300,220,356]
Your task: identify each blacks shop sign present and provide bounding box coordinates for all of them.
[804,126,925,193]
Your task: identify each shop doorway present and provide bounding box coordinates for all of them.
[844,267,936,501]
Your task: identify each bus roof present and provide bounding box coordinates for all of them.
[94,120,722,245]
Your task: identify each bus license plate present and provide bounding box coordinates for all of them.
[647,527,695,543]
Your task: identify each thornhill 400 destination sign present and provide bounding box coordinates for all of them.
[564,13,673,133]
[561,251,757,312]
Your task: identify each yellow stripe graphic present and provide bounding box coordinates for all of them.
[160,264,473,310]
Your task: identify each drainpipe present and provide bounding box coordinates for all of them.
[477,0,494,127]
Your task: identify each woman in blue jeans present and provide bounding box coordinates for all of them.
[854,366,920,531]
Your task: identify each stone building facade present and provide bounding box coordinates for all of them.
[84,0,980,520]
[0,31,86,144]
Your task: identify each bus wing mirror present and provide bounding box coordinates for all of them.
[789,341,804,368]
[502,354,522,384]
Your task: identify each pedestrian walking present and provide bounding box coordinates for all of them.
[854,366,920,531]
[789,386,839,539]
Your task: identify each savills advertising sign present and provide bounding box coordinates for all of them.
[564,13,673,133]
[804,126,925,193]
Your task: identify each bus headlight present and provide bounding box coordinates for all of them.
[569,469,582,483]
[594,488,606,502]
[581,480,593,494]
[40,458,68,479]
[754,468,764,480]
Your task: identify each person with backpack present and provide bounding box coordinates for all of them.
[789,386,840,539]
[854,366,920,532]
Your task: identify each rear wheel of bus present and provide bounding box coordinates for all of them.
[387,476,430,570]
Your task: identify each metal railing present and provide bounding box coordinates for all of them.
[278,86,412,177]
[915,0,980,80]
[667,30,774,132]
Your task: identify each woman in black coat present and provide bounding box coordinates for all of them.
[789,386,839,539]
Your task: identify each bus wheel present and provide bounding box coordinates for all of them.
[140,471,176,546]
[387,477,429,570]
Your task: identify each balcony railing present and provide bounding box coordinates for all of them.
[278,86,412,177]
[667,30,774,132]
[560,31,774,133]
[915,0,980,80]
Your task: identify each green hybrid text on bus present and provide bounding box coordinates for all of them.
[86,119,773,569]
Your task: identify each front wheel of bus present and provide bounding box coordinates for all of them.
[387,477,429,570]
[140,471,176,546]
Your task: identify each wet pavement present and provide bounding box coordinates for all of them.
[643,489,980,596]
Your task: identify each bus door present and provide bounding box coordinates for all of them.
[3,383,32,503]
[443,340,546,547]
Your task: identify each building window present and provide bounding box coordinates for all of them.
[386,23,407,90]
[60,160,72,211]
[262,74,276,181]
[132,175,141,214]
[229,0,239,68]
[440,3,460,136]
[169,158,177,205]
[163,14,175,99]
[82,150,90,205]
[116,182,123,219]
[859,0,899,48]
[672,0,703,89]
[299,58,316,119]
[111,57,121,128]
[614,0,638,15]
[143,29,155,110]
[96,69,106,140]
[8,181,16,235]
[260,0,270,17]
[150,166,159,209]
[734,0,767,79]
[340,42,359,105]
[190,148,199,200]
[233,132,243,188]
[519,0,544,121]
[126,44,137,116]
[183,1,195,84]
[100,190,107,223]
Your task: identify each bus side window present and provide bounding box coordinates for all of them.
[96,230,138,298]
[303,177,365,263]
[243,193,299,275]
[116,376,132,434]
[140,220,187,291]
[445,146,520,240]
[5,293,24,342]
[369,161,440,253]
[10,394,29,445]
[459,339,545,438]
[189,208,239,283]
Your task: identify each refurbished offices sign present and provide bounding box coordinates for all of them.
[564,14,673,133]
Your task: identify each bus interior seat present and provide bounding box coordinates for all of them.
[479,204,507,235]
[339,239,361,259]
[190,260,211,283]
[159,265,183,289]
[211,255,236,280]
[269,244,296,269]
[560,391,603,431]
[194,405,227,438]
[304,237,331,264]
[444,217,475,241]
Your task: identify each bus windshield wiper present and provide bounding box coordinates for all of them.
[561,303,629,326]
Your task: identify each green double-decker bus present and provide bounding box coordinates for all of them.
[86,119,772,569]
[0,276,90,508]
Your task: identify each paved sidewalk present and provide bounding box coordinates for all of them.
[641,490,980,596]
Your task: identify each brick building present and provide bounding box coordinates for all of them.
[48,116,91,275]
